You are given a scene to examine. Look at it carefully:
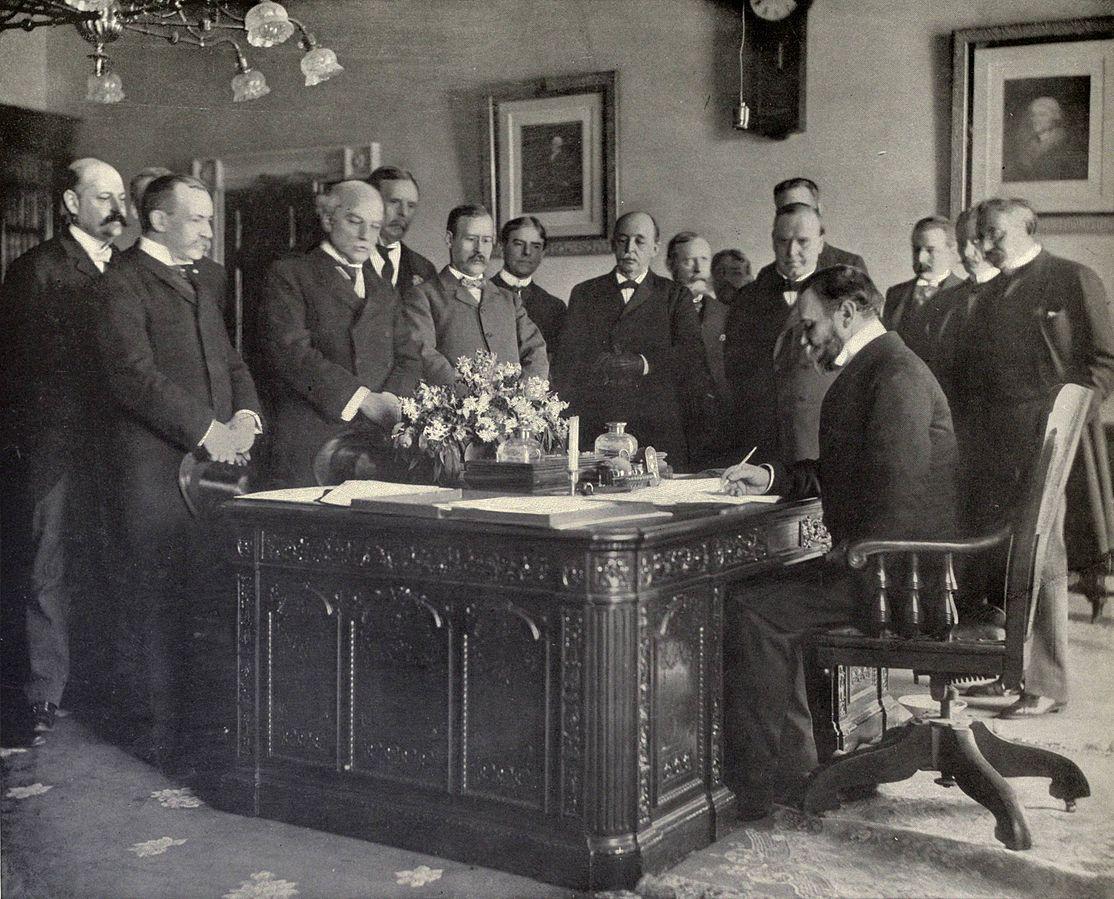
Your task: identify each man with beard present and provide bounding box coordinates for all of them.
[1,157,127,738]
[93,174,262,764]
[882,215,964,363]
[720,265,957,818]
[553,212,715,468]
[491,216,566,362]
[723,204,838,492]
[402,204,547,385]
[263,181,421,486]
[366,166,438,295]
[956,197,1114,717]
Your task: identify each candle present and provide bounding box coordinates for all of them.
[567,416,579,471]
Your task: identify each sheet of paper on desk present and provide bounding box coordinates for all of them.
[320,480,459,507]
[443,495,669,527]
[235,486,329,503]
[587,478,781,505]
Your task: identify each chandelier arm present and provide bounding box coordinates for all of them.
[122,21,205,47]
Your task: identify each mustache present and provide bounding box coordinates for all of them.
[102,211,128,227]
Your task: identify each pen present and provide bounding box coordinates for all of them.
[739,446,757,467]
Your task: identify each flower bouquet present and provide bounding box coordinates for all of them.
[392,351,569,485]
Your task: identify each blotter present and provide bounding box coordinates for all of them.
[350,487,463,517]
[443,495,669,528]
[585,478,781,506]
[320,480,458,508]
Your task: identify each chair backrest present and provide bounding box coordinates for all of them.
[1001,384,1092,687]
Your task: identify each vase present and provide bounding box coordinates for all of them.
[496,429,544,464]
[594,421,639,461]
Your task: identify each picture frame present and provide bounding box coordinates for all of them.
[951,17,1114,230]
[483,71,617,256]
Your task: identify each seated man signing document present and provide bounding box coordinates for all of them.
[719,265,958,820]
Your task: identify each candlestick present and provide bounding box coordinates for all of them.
[567,416,579,471]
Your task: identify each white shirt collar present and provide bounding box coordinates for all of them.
[1001,243,1042,274]
[137,236,181,267]
[615,269,648,286]
[448,265,484,286]
[378,241,400,252]
[68,225,113,266]
[915,269,953,287]
[499,270,533,289]
[833,317,888,368]
[971,267,999,284]
[320,240,363,268]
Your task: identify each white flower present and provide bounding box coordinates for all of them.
[399,397,419,419]
[129,836,187,857]
[150,788,202,809]
[6,783,51,799]
[423,419,449,443]
[395,865,443,888]
[222,871,299,899]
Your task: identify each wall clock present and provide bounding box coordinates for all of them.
[734,0,812,138]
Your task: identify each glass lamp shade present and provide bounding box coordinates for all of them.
[65,0,115,10]
[300,46,343,86]
[86,70,124,103]
[231,68,270,102]
[244,1,296,47]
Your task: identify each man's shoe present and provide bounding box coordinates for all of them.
[964,679,1020,698]
[737,797,774,821]
[997,693,1066,719]
[29,702,58,733]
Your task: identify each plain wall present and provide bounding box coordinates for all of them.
[5,0,1112,296]
[0,29,50,112]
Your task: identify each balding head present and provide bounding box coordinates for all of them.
[612,211,660,278]
[319,180,383,264]
[62,157,127,243]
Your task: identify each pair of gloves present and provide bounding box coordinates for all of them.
[592,351,645,388]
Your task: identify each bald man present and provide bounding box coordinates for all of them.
[553,212,715,468]
[262,180,422,486]
[1,157,127,737]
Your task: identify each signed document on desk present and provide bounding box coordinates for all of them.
[588,478,781,506]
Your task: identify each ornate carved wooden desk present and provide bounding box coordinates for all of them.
[218,498,828,891]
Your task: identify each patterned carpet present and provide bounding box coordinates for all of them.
[2,595,1111,898]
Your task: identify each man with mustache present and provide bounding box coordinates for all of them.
[720,265,957,818]
[553,212,715,468]
[366,166,438,295]
[402,203,547,385]
[1,157,127,739]
[93,174,262,765]
[955,197,1114,717]
[723,203,838,495]
[263,180,422,486]
[882,215,964,364]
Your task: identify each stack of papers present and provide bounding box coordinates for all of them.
[586,478,780,506]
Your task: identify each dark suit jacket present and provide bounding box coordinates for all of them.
[883,272,965,360]
[262,247,423,486]
[906,276,987,408]
[698,293,731,404]
[391,242,438,294]
[553,270,714,468]
[1,231,105,501]
[818,331,957,545]
[819,242,868,274]
[724,263,838,464]
[957,249,1114,506]
[491,273,567,361]
[93,245,260,549]
[402,267,548,386]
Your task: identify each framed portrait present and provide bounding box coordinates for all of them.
[951,17,1114,227]
[483,71,617,256]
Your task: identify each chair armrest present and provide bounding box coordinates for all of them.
[846,525,1012,570]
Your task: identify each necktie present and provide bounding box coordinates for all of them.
[377,244,395,285]
[336,263,366,299]
[460,275,485,291]
[913,281,937,307]
[177,264,199,295]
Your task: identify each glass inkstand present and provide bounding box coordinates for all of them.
[496,428,544,463]
[594,422,638,461]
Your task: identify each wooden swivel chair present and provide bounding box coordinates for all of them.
[801,384,1092,850]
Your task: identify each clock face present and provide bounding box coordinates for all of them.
[750,0,798,21]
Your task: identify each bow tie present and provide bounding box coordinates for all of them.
[781,276,802,292]
[460,276,485,291]
[618,279,639,291]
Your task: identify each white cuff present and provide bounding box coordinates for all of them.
[198,419,219,447]
[640,354,649,376]
[233,409,263,434]
[760,463,775,493]
[341,386,371,422]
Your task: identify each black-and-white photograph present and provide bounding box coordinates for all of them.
[2,4,1113,898]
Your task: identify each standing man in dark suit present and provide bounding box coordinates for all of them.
[402,204,547,385]
[553,211,715,468]
[366,166,438,295]
[774,178,868,273]
[1,158,127,737]
[93,174,262,761]
[263,180,421,486]
[491,215,566,362]
[882,215,964,363]
[723,204,838,490]
[957,197,1114,718]
[721,266,958,818]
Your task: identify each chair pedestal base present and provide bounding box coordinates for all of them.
[801,718,1090,851]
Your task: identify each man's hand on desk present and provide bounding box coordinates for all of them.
[720,462,770,496]
[359,391,401,427]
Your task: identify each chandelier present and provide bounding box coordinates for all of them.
[0,1,343,103]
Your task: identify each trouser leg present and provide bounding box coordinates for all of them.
[1025,503,1070,703]
[24,475,70,708]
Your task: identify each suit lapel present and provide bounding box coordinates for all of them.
[619,274,653,319]
[130,247,197,304]
[58,231,105,280]
[310,247,366,311]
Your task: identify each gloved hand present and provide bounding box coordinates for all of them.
[788,459,821,499]
[200,420,242,465]
[359,391,401,426]
[592,352,644,388]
